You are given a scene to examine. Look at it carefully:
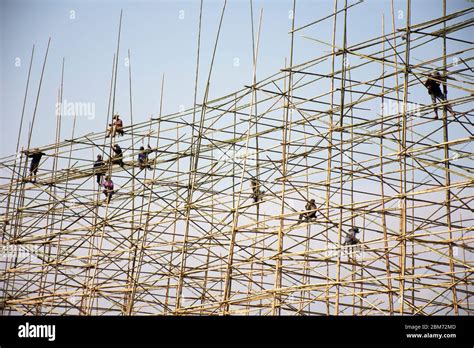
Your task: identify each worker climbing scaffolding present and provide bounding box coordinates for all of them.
[23,148,46,183]
[424,71,454,119]
[342,227,361,260]
[343,227,360,246]
[298,199,317,224]
[138,145,153,170]
[250,178,264,203]
[93,154,106,185]
[102,176,115,204]
[112,144,124,167]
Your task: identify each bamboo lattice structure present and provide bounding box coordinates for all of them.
[0,0,473,316]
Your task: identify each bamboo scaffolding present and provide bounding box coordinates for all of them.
[0,0,472,316]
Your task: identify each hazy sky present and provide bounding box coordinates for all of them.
[0,0,471,157]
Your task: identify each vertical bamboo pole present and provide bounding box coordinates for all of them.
[3,38,50,316]
[80,53,116,315]
[49,112,77,315]
[335,0,348,316]
[380,13,394,315]
[222,4,261,315]
[84,9,123,315]
[398,0,411,315]
[3,45,35,243]
[441,0,458,314]
[246,1,262,314]
[324,0,338,316]
[271,0,296,316]
[124,48,137,314]
[38,58,65,314]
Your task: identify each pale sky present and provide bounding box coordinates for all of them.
[1,0,471,157]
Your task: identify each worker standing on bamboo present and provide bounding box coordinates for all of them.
[343,227,360,246]
[93,154,106,185]
[250,178,264,203]
[112,144,124,167]
[343,226,361,259]
[102,176,115,204]
[23,148,46,183]
[424,71,453,119]
[138,145,153,170]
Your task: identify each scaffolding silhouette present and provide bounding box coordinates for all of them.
[1,0,473,315]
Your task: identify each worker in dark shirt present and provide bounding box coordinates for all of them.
[250,178,264,203]
[93,154,106,185]
[112,144,124,167]
[424,71,453,119]
[343,227,360,246]
[23,148,46,182]
[298,199,317,223]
